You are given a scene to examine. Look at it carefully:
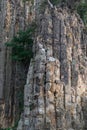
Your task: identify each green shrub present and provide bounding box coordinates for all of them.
[77,2,87,26]
[5,23,36,63]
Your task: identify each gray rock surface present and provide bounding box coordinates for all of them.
[0,0,33,128]
[17,5,87,130]
[0,0,87,130]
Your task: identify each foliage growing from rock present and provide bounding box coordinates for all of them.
[50,0,87,26]
[77,2,87,27]
[5,23,36,63]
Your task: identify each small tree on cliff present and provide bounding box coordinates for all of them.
[5,23,36,64]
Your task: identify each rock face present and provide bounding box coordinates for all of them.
[0,0,87,130]
[17,6,87,130]
[0,0,33,128]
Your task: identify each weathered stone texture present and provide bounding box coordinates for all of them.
[0,0,34,128]
[17,6,87,130]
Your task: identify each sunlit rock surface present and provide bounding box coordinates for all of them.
[17,6,87,130]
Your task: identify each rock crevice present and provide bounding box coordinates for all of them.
[17,7,87,130]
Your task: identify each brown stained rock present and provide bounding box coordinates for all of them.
[0,0,35,128]
[16,4,87,130]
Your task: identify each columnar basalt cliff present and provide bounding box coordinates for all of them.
[17,6,87,130]
[0,0,87,130]
[0,0,34,128]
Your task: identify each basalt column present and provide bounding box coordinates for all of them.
[0,0,33,128]
[17,6,87,130]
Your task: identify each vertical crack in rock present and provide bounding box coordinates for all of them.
[16,6,87,130]
[54,91,58,130]
[0,0,32,128]
[43,59,47,128]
